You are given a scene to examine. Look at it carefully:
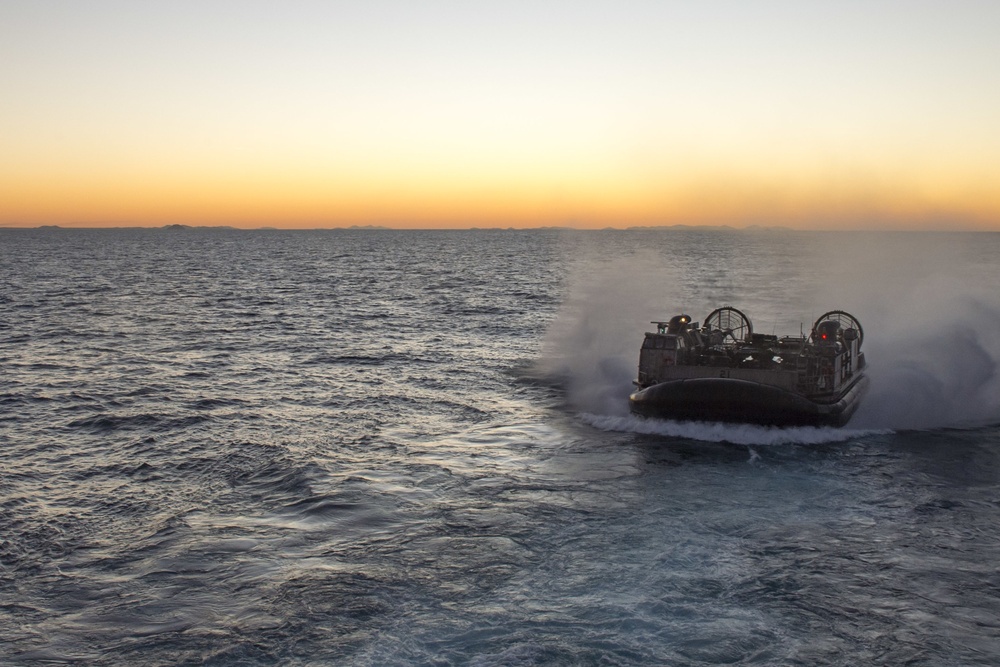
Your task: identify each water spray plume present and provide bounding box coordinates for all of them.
[539,231,1000,441]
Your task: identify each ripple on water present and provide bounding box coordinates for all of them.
[3,229,1000,665]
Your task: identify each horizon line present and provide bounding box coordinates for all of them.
[3,222,1000,233]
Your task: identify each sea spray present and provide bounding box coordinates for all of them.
[580,412,887,446]
[534,247,679,416]
[541,230,1000,433]
[853,291,1000,430]
[813,233,1000,430]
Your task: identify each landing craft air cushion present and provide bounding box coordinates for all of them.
[629,307,869,427]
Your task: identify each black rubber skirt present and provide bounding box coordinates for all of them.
[629,375,869,427]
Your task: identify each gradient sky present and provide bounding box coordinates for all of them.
[2,1,999,229]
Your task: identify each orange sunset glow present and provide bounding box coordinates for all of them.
[2,2,999,230]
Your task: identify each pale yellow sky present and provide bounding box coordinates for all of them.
[2,1,999,229]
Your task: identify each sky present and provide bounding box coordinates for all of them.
[2,1,999,230]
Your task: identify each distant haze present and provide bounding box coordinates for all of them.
[2,2,999,230]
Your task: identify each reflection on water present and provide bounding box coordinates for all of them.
[2,228,999,664]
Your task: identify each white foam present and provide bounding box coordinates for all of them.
[579,412,890,446]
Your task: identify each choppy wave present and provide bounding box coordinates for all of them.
[3,228,1000,665]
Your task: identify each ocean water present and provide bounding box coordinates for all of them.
[2,227,1000,666]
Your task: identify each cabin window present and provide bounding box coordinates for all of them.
[644,335,678,350]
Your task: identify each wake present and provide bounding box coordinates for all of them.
[580,412,889,446]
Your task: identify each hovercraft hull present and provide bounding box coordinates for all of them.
[629,374,869,427]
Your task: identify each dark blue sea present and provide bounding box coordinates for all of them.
[2,227,999,666]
